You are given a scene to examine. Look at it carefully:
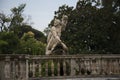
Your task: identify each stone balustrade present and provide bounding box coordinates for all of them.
[0,54,120,80]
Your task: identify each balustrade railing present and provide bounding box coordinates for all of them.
[0,54,120,80]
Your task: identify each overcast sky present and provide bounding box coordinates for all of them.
[0,0,78,32]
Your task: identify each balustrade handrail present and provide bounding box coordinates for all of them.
[1,54,120,59]
[28,54,120,59]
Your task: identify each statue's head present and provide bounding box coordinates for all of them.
[62,15,68,21]
[54,18,61,26]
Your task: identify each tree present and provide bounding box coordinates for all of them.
[0,13,11,31]
[9,4,26,36]
[0,32,19,54]
[46,0,120,54]
[0,4,46,54]
[16,31,46,55]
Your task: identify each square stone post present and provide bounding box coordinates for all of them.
[4,56,11,80]
[26,56,29,80]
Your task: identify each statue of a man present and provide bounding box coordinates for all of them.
[46,15,68,55]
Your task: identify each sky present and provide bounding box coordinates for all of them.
[0,0,78,32]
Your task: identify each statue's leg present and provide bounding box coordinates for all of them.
[45,41,52,55]
[46,50,52,55]
[61,42,68,53]
[51,43,58,52]
[46,38,57,55]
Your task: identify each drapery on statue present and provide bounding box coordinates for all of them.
[46,15,68,55]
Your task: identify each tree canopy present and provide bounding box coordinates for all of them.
[0,4,46,55]
[46,0,120,54]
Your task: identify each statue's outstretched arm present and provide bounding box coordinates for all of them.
[61,15,68,31]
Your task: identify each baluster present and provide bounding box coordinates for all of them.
[5,56,10,79]
[57,60,60,76]
[112,59,114,74]
[26,56,29,80]
[19,58,24,79]
[11,58,16,79]
[30,62,32,74]
[29,62,33,77]
[70,58,79,76]
[15,59,18,79]
[107,59,110,74]
[67,58,71,76]
[78,58,81,75]
[63,59,66,76]
[81,59,84,75]
[32,60,35,77]
[109,59,112,74]
[99,58,101,74]
[87,58,91,75]
[84,59,87,75]
[39,61,42,77]
[91,59,94,75]
[116,59,119,74]
[96,59,99,74]
[118,59,120,74]
[51,59,54,76]
[104,59,107,75]
[115,59,118,74]
[100,58,104,75]
[90,58,93,75]
[91,59,96,75]
[45,60,48,76]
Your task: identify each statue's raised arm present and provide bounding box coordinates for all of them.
[61,15,68,31]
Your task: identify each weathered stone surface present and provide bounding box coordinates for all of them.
[0,54,120,80]
[29,77,120,80]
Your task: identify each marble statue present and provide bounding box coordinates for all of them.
[46,15,68,55]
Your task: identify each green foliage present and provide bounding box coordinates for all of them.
[16,31,46,55]
[0,4,46,55]
[47,0,120,54]
[9,4,26,36]
[0,32,19,54]
[0,13,11,31]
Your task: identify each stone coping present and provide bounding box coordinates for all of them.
[0,54,120,60]
[29,75,120,80]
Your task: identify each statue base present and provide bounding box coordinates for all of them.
[51,44,68,55]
